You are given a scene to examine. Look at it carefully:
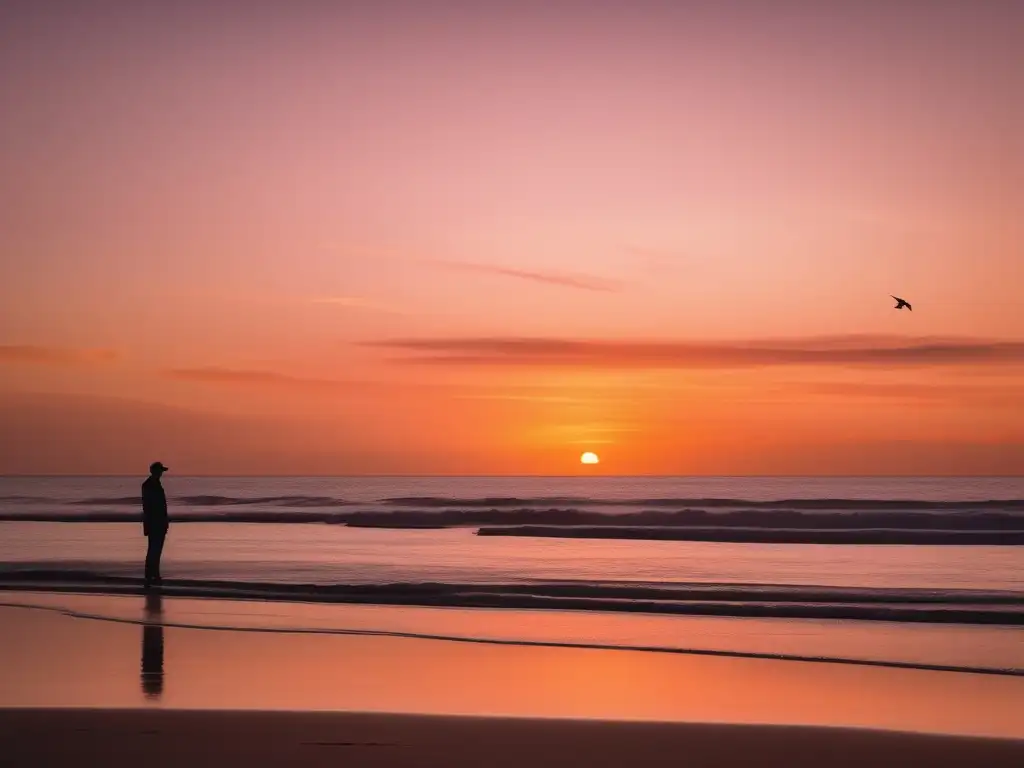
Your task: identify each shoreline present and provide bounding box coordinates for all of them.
[3,709,1023,767]
[2,572,1022,627]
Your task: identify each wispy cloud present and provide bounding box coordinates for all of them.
[308,296,405,314]
[435,260,623,292]
[166,367,373,391]
[361,335,1024,369]
[0,345,118,366]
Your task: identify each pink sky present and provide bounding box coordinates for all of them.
[1,1,1021,474]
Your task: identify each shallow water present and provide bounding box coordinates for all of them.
[2,476,1022,661]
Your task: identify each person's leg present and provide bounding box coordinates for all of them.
[144,534,155,584]
[152,529,166,582]
[145,531,165,584]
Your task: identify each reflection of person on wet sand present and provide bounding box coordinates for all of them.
[141,591,164,699]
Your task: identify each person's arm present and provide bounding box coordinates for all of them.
[148,484,169,530]
[141,483,154,535]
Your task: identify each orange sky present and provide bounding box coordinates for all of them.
[1,2,1021,475]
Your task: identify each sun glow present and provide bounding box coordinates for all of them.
[580,451,600,465]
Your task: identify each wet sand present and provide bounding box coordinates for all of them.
[1,593,1023,765]
[3,709,1023,767]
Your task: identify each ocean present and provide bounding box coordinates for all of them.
[2,475,1022,675]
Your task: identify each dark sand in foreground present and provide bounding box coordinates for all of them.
[4,709,1024,768]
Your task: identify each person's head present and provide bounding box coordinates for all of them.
[149,462,169,478]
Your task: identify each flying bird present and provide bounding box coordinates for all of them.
[891,295,912,311]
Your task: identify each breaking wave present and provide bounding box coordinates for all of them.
[2,493,1021,511]
[1,502,1022,536]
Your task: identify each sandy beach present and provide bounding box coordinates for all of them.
[4,708,1024,768]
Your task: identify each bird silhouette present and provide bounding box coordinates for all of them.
[891,295,912,311]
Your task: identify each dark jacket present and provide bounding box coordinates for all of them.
[142,477,168,536]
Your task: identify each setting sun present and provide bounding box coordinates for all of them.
[580,452,600,465]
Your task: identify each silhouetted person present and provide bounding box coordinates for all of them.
[142,461,170,588]
[141,591,164,698]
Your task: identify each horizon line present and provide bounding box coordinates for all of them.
[1,473,1021,479]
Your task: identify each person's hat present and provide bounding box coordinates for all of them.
[149,462,169,473]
